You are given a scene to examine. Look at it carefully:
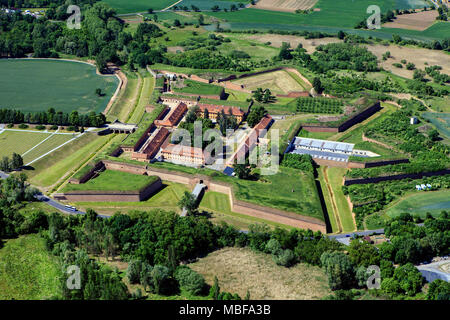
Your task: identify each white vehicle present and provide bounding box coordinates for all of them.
[64,205,77,211]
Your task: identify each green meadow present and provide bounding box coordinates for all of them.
[0,235,62,300]
[386,190,450,218]
[0,59,119,114]
[104,0,175,13]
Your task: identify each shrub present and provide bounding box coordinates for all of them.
[175,266,206,296]
[127,260,142,284]
[18,123,28,129]
[36,125,45,130]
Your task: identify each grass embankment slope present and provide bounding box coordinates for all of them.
[0,234,61,300]
[0,131,51,157]
[63,170,158,192]
[0,59,118,114]
[73,182,190,215]
[189,247,331,300]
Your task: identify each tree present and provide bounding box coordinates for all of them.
[0,156,11,172]
[428,129,439,141]
[313,77,324,94]
[95,88,103,96]
[320,251,355,290]
[246,105,267,127]
[175,266,206,295]
[427,279,450,300]
[198,14,204,25]
[234,164,251,180]
[348,239,381,267]
[127,260,142,284]
[278,42,292,60]
[140,262,153,292]
[10,153,23,170]
[151,265,170,295]
[178,191,198,215]
[209,276,220,300]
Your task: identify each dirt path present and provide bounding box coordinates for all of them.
[322,166,343,233]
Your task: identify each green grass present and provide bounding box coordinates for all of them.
[199,191,293,230]
[0,130,51,158]
[230,167,324,221]
[0,234,62,300]
[326,167,355,232]
[107,71,140,122]
[425,97,450,113]
[128,69,155,124]
[63,170,158,192]
[205,1,449,42]
[29,134,112,188]
[172,79,224,96]
[317,168,339,233]
[22,134,74,164]
[0,59,119,114]
[104,0,175,14]
[385,190,450,218]
[73,182,190,214]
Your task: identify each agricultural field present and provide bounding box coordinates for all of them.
[62,170,158,192]
[232,70,307,94]
[205,0,448,41]
[0,59,119,114]
[189,247,331,299]
[295,97,344,114]
[385,190,450,218]
[0,235,61,300]
[253,0,318,12]
[422,112,450,141]
[382,9,438,31]
[103,0,175,14]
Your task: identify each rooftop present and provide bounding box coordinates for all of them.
[293,137,354,153]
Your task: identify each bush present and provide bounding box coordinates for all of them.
[18,123,29,129]
[175,266,206,296]
[36,125,45,130]
[273,249,296,267]
[127,260,142,284]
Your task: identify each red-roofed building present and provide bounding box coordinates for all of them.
[155,102,188,128]
[161,144,208,165]
[131,127,170,161]
[196,104,245,123]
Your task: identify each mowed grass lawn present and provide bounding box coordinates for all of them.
[189,247,331,300]
[386,190,450,218]
[63,170,158,192]
[326,167,355,232]
[0,130,51,158]
[28,133,111,188]
[0,59,118,114]
[22,134,74,164]
[231,167,324,221]
[73,182,190,215]
[0,234,61,300]
[200,191,294,230]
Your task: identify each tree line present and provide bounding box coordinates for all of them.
[0,108,106,127]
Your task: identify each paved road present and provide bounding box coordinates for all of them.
[0,170,109,219]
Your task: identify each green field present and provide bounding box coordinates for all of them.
[63,170,159,192]
[386,190,450,218]
[231,167,324,221]
[22,134,74,164]
[205,1,449,41]
[0,59,119,114]
[73,182,190,214]
[422,112,450,140]
[0,234,61,300]
[104,0,175,13]
[28,134,112,188]
[172,79,224,95]
[0,130,51,158]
